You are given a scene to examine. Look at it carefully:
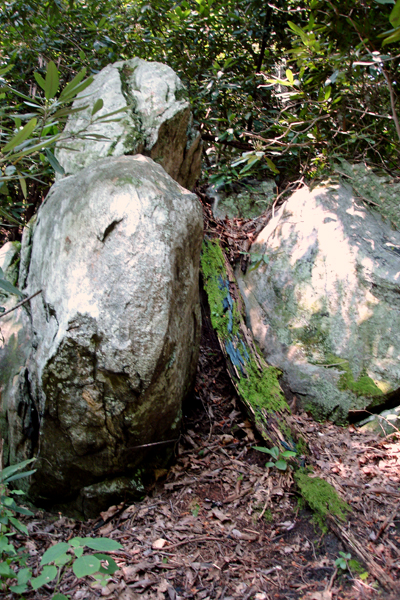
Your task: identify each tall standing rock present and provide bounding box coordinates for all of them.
[2,155,203,516]
[55,58,202,190]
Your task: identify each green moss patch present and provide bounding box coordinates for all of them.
[237,360,286,414]
[295,471,351,532]
[338,366,383,398]
[201,239,240,338]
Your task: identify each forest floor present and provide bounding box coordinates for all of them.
[5,197,400,600]
[9,320,400,600]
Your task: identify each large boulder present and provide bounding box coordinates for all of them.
[56,58,202,190]
[237,182,400,422]
[1,155,203,516]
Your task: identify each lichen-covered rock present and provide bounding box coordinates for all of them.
[3,155,202,516]
[56,58,202,190]
[236,182,400,422]
[208,179,276,220]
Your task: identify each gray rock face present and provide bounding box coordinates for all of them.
[237,183,400,422]
[2,155,203,516]
[56,58,202,190]
[0,242,34,469]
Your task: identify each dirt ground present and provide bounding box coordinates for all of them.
[8,319,400,600]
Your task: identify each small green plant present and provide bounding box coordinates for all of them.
[334,552,369,580]
[253,445,297,471]
[0,459,123,598]
[335,551,352,571]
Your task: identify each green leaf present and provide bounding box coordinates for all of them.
[275,459,288,470]
[44,61,59,100]
[17,173,27,199]
[9,517,28,535]
[82,537,122,551]
[390,0,400,27]
[17,567,32,585]
[10,583,28,593]
[91,98,104,116]
[253,446,279,459]
[2,118,37,153]
[73,546,84,558]
[45,149,65,174]
[34,71,46,91]
[0,278,24,298]
[79,50,86,61]
[94,553,119,575]
[382,26,400,44]
[286,69,294,84]
[4,468,36,484]
[72,555,101,578]
[59,67,87,101]
[31,565,57,590]
[265,157,279,174]
[69,537,86,547]
[0,561,14,577]
[54,553,71,567]
[41,542,71,566]
[59,76,94,102]
[265,461,275,468]
[281,451,297,458]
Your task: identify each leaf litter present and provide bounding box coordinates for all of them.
[5,197,400,600]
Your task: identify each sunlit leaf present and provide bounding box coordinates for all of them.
[73,555,101,578]
[2,118,37,153]
[41,542,71,566]
[44,61,59,100]
[390,0,400,27]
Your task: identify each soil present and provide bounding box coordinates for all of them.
[3,193,400,600]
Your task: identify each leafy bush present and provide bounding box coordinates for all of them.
[0,459,123,598]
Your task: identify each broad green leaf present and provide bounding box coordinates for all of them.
[281,451,297,458]
[0,561,14,577]
[17,567,32,585]
[54,553,71,566]
[72,555,101,578]
[4,468,36,484]
[79,49,86,61]
[0,278,24,298]
[73,546,84,558]
[2,118,37,153]
[31,565,57,590]
[94,553,119,575]
[59,76,94,102]
[59,67,87,101]
[44,61,59,100]
[69,537,86,547]
[265,157,279,174]
[390,0,400,27]
[45,149,65,174]
[265,461,275,468]
[9,517,28,535]
[286,69,294,84]
[325,86,331,100]
[10,583,28,593]
[18,173,27,198]
[382,26,400,44]
[41,542,71,566]
[91,98,104,116]
[275,459,288,470]
[34,71,46,92]
[82,537,123,551]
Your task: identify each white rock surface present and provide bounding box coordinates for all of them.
[237,183,400,421]
[56,58,202,189]
[3,155,203,516]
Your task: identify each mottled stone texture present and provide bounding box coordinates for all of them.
[1,156,203,516]
[55,58,202,190]
[237,183,400,422]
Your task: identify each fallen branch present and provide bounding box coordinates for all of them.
[0,289,42,319]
